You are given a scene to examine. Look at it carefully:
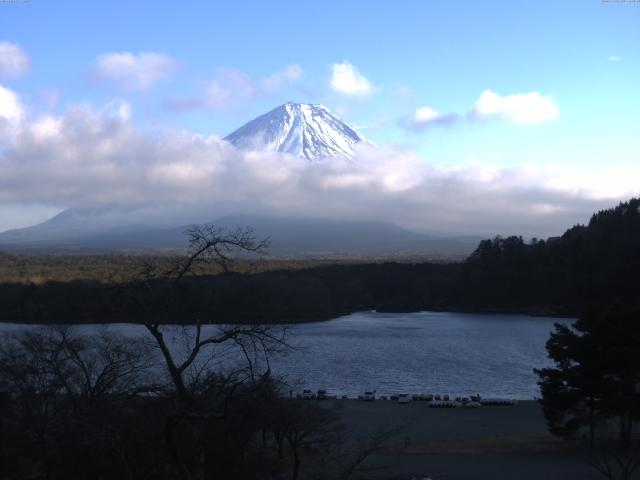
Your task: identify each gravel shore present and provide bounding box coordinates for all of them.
[331,399,605,480]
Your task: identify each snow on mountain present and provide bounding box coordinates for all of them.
[224,102,372,160]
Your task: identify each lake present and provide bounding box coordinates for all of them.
[0,311,570,399]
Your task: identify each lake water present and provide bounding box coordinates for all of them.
[0,311,570,399]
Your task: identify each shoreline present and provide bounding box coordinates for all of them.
[0,306,577,325]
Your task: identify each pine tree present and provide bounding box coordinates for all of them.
[536,306,640,448]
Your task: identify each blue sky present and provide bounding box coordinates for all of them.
[0,0,639,235]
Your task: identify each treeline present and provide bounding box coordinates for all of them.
[2,197,640,323]
[0,263,461,323]
[462,197,640,313]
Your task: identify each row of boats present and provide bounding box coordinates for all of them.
[297,389,517,406]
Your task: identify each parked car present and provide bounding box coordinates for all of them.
[360,391,376,401]
[301,389,314,399]
[317,389,328,400]
[397,393,412,404]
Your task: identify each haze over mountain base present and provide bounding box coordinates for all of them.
[0,209,480,257]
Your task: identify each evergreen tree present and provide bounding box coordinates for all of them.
[536,306,640,447]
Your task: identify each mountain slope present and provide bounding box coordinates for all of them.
[224,102,370,159]
[0,210,478,257]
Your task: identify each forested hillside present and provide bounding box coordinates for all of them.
[1,198,640,324]
[461,197,640,312]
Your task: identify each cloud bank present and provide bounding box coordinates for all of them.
[0,86,635,238]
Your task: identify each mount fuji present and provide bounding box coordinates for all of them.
[224,102,371,160]
[0,103,479,256]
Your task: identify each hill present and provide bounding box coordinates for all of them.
[0,211,478,258]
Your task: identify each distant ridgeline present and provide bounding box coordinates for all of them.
[1,198,640,323]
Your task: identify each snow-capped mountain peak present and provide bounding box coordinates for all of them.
[224,102,371,160]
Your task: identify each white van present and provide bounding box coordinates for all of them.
[361,391,376,401]
[397,393,412,404]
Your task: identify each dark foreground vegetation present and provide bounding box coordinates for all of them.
[0,226,399,480]
[0,326,401,480]
[2,197,640,323]
[535,305,640,480]
[2,198,640,479]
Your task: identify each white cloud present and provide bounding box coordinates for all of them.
[263,64,303,92]
[0,84,23,124]
[401,90,558,132]
[329,61,374,97]
[609,56,621,62]
[0,42,29,78]
[1,100,637,237]
[92,52,178,91]
[472,89,559,124]
[414,107,441,123]
[206,68,258,109]
[401,106,459,132]
[0,84,24,140]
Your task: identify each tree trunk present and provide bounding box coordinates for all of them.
[589,395,595,448]
[274,432,283,459]
[288,438,300,480]
[164,417,191,480]
[620,412,631,449]
[145,326,189,399]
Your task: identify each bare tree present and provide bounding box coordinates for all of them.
[0,327,153,479]
[0,326,151,412]
[267,398,402,480]
[336,424,405,480]
[123,224,290,480]
[136,225,288,396]
[0,225,292,480]
[307,421,404,480]
[277,400,344,480]
[588,442,640,480]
